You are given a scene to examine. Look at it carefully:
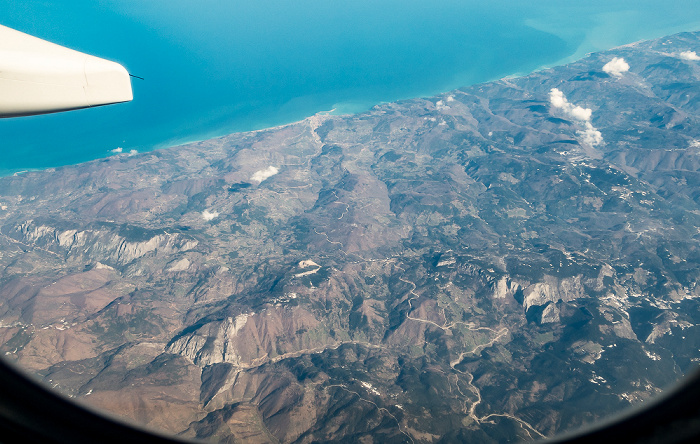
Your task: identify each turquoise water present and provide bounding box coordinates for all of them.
[1,0,700,176]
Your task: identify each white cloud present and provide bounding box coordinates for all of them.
[250,166,279,183]
[202,209,219,221]
[680,51,700,61]
[111,147,123,153]
[436,99,452,110]
[549,88,568,109]
[549,88,592,122]
[602,57,630,77]
[549,88,603,146]
[128,149,138,156]
[570,106,592,121]
[446,95,455,102]
[578,122,604,146]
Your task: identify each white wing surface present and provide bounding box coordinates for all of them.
[0,24,132,117]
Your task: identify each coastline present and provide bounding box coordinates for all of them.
[2,21,700,180]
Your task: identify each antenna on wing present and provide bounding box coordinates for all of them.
[129,73,145,80]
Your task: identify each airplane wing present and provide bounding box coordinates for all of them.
[0,24,132,118]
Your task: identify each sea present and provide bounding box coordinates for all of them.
[1,0,700,176]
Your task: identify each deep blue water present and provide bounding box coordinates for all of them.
[1,0,700,176]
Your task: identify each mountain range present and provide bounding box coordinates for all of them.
[1,31,700,443]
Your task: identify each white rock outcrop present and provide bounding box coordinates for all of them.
[168,313,251,366]
[492,276,521,299]
[522,275,585,310]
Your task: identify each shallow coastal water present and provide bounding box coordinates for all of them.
[1,0,700,175]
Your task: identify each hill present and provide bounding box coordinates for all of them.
[1,31,700,443]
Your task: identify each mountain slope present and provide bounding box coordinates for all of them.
[1,32,700,443]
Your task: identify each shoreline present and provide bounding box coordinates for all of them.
[2,25,699,180]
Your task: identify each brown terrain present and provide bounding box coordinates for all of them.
[0,32,700,442]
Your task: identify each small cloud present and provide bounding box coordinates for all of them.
[435,99,450,110]
[128,149,138,156]
[446,95,455,102]
[680,51,700,61]
[602,57,630,77]
[578,122,604,146]
[549,88,568,109]
[250,166,279,183]
[202,209,219,221]
[548,88,603,146]
[549,88,592,122]
[111,147,123,153]
[570,106,592,121]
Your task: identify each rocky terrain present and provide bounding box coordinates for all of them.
[1,31,700,443]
